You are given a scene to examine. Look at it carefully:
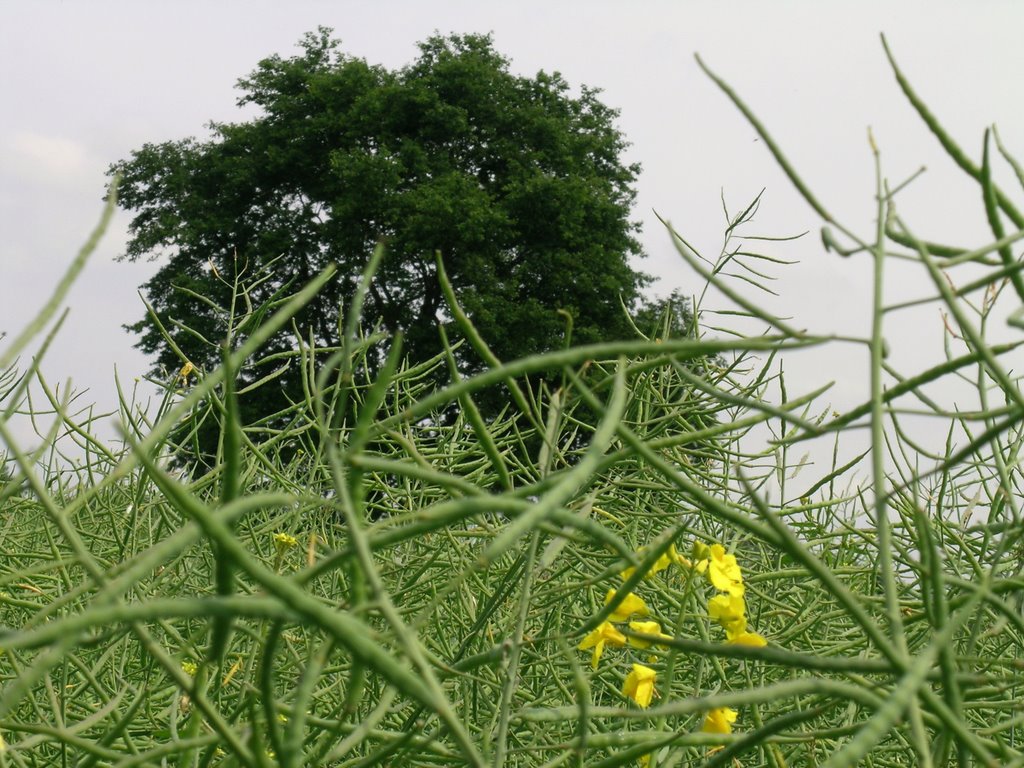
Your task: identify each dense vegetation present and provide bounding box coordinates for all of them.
[2,35,1024,767]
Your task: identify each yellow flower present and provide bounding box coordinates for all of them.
[273,532,299,554]
[178,361,195,385]
[701,707,738,734]
[708,594,767,645]
[621,546,674,580]
[578,621,627,669]
[605,589,649,622]
[707,544,744,597]
[708,593,747,634]
[726,629,768,647]
[622,664,657,708]
[181,661,198,676]
[627,620,672,649]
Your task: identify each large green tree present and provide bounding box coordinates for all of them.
[112,29,654,461]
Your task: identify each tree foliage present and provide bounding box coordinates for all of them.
[111,29,660,463]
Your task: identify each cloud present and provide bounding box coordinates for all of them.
[3,132,94,185]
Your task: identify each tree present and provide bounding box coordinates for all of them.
[111,29,653,463]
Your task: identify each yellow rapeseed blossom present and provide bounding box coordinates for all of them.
[701,706,738,734]
[578,621,627,669]
[178,361,195,386]
[181,661,198,676]
[627,620,673,649]
[706,544,744,597]
[726,629,768,647]
[621,546,675,580]
[273,532,299,553]
[622,664,657,708]
[604,589,649,622]
[708,593,768,646]
[708,593,747,634]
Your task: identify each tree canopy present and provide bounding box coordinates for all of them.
[112,29,658,462]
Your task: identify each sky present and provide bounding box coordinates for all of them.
[2,1,1023,483]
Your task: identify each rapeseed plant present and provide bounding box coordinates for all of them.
[10,53,1023,762]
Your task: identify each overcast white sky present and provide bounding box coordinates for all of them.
[2,1,1023,480]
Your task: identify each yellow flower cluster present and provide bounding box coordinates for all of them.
[697,543,744,596]
[578,543,680,708]
[578,536,769,757]
[694,542,767,647]
[579,613,674,671]
[273,532,299,554]
[619,544,680,580]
